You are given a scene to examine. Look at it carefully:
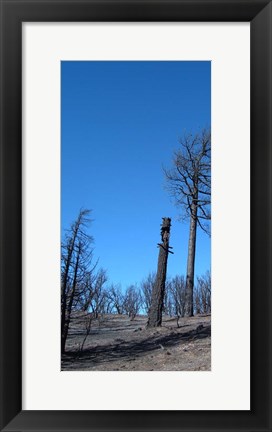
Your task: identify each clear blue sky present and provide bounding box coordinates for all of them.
[61,61,211,289]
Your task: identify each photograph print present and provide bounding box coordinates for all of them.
[61,61,211,371]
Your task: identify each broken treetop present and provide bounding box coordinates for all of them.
[160,217,171,243]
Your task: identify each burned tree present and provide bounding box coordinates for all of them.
[61,209,94,354]
[140,272,156,315]
[194,271,211,315]
[147,217,173,327]
[123,285,142,320]
[164,129,211,316]
[108,284,125,315]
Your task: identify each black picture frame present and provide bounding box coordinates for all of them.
[0,1,271,431]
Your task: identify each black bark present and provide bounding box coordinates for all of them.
[61,209,93,354]
[61,244,81,354]
[147,218,172,327]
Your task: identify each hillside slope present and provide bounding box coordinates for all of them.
[62,313,211,371]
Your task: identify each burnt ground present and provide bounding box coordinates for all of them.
[61,313,211,371]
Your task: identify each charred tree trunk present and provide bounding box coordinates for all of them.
[184,199,197,317]
[61,245,81,354]
[61,238,76,355]
[147,217,172,327]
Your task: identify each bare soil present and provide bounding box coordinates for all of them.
[62,313,211,371]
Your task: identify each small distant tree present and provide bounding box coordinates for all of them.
[123,285,142,320]
[140,273,156,315]
[163,279,174,317]
[194,271,211,314]
[108,284,125,315]
[168,275,186,320]
[164,129,211,316]
[88,268,108,318]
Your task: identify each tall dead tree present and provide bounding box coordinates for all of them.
[61,209,94,354]
[164,129,211,316]
[147,217,173,327]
